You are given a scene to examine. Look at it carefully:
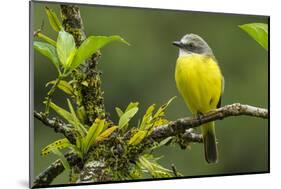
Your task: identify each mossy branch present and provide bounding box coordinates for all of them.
[148,103,268,142]
[34,111,76,144]
[33,103,267,186]
[60,4,106,124]
[33,152,81,188]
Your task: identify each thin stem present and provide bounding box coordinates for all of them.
[34,30,57,46]
[171,164,178,177]
[44,76,62,116]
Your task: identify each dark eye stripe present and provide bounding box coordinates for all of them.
[184,43,195,49]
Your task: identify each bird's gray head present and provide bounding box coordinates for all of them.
[173,34,213,57]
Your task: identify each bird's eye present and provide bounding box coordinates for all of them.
[189,42,195,48]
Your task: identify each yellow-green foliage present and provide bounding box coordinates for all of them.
[45,6,63,32]
[41,138,71,156]
[137,155,173,178]
[128,97,176,146]
[36,8,180,179]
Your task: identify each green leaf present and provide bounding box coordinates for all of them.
[138,155,154,172]
[239,23,268,50]
[52,148,70,171]
[49,100,86,137]
[49,101,74,123]
[118,107,139,129]
[153,118,169,128]
[115,107,124,118]
[46,80,74,95]
[81,81,89,87]
[70,35,129,72]
[34,41,60,71]
[41,138,71,156]
[67,99,87,136]
[45,6,62,32]
[83,119,106,154]
[96,126,119,142]
[65,48,77,68]
[125,102,139,112]
[36,32,57,46]
[75,135,83,155]
[128,165,143,179]
[153,96,176,119]
[139,104,155,130]
[56,31,77,67]
[76,106,86,124]
[128,130,147,145]
[150,136,173,150]
[138,155,173,178]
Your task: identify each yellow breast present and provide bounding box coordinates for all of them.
[175,54,223,114]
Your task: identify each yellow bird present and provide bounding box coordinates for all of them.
[173,34,224,163]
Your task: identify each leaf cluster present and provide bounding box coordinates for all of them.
[35,6,179,181]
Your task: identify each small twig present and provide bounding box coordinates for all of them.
[40,19,45,31]
[34,111,76,144]
[33,29,57,47]
[33,152,81,188]
[171,164,178,177]
[33,29,41,37]
[44,76,62,116]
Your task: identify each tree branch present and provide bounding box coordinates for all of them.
[33,152,81,188]
[33,103,267,186]
[34,111,76,144]
[148,103,268,142]
[181,129,203,143]
[60,4,106,124]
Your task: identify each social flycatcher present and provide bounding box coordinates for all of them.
[173,34,224,164]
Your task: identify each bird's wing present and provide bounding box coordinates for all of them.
[216,75,224,108]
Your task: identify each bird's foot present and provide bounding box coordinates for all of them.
[196,112,204,125]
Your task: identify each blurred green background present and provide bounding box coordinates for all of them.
[32,2,268,185]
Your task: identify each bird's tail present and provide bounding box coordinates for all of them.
[201,121,218,164]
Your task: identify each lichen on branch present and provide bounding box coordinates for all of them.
[60,4,106,124]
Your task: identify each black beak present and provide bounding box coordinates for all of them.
[172,41,183,48]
